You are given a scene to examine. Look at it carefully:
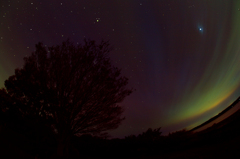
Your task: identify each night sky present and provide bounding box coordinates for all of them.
[1,0,240,138]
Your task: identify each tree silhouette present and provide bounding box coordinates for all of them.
[0,39,133,158]
[137,127,162,141]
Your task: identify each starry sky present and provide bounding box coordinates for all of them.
[1,0,240,138]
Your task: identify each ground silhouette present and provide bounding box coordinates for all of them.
[2,108,240,158]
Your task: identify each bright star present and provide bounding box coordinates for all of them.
[198,26,204,34]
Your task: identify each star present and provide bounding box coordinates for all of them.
[198,26,204,33]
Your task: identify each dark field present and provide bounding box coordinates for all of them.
[1,109,240,159]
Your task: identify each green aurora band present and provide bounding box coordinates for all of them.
[165,1,240,130]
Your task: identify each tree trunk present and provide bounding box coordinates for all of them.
[56,138,70,159]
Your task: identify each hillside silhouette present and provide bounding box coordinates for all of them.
[190,96,240,132]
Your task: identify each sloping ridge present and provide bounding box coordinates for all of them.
[189,96,240,132]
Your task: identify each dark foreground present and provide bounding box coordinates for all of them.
[1,109,240,159]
